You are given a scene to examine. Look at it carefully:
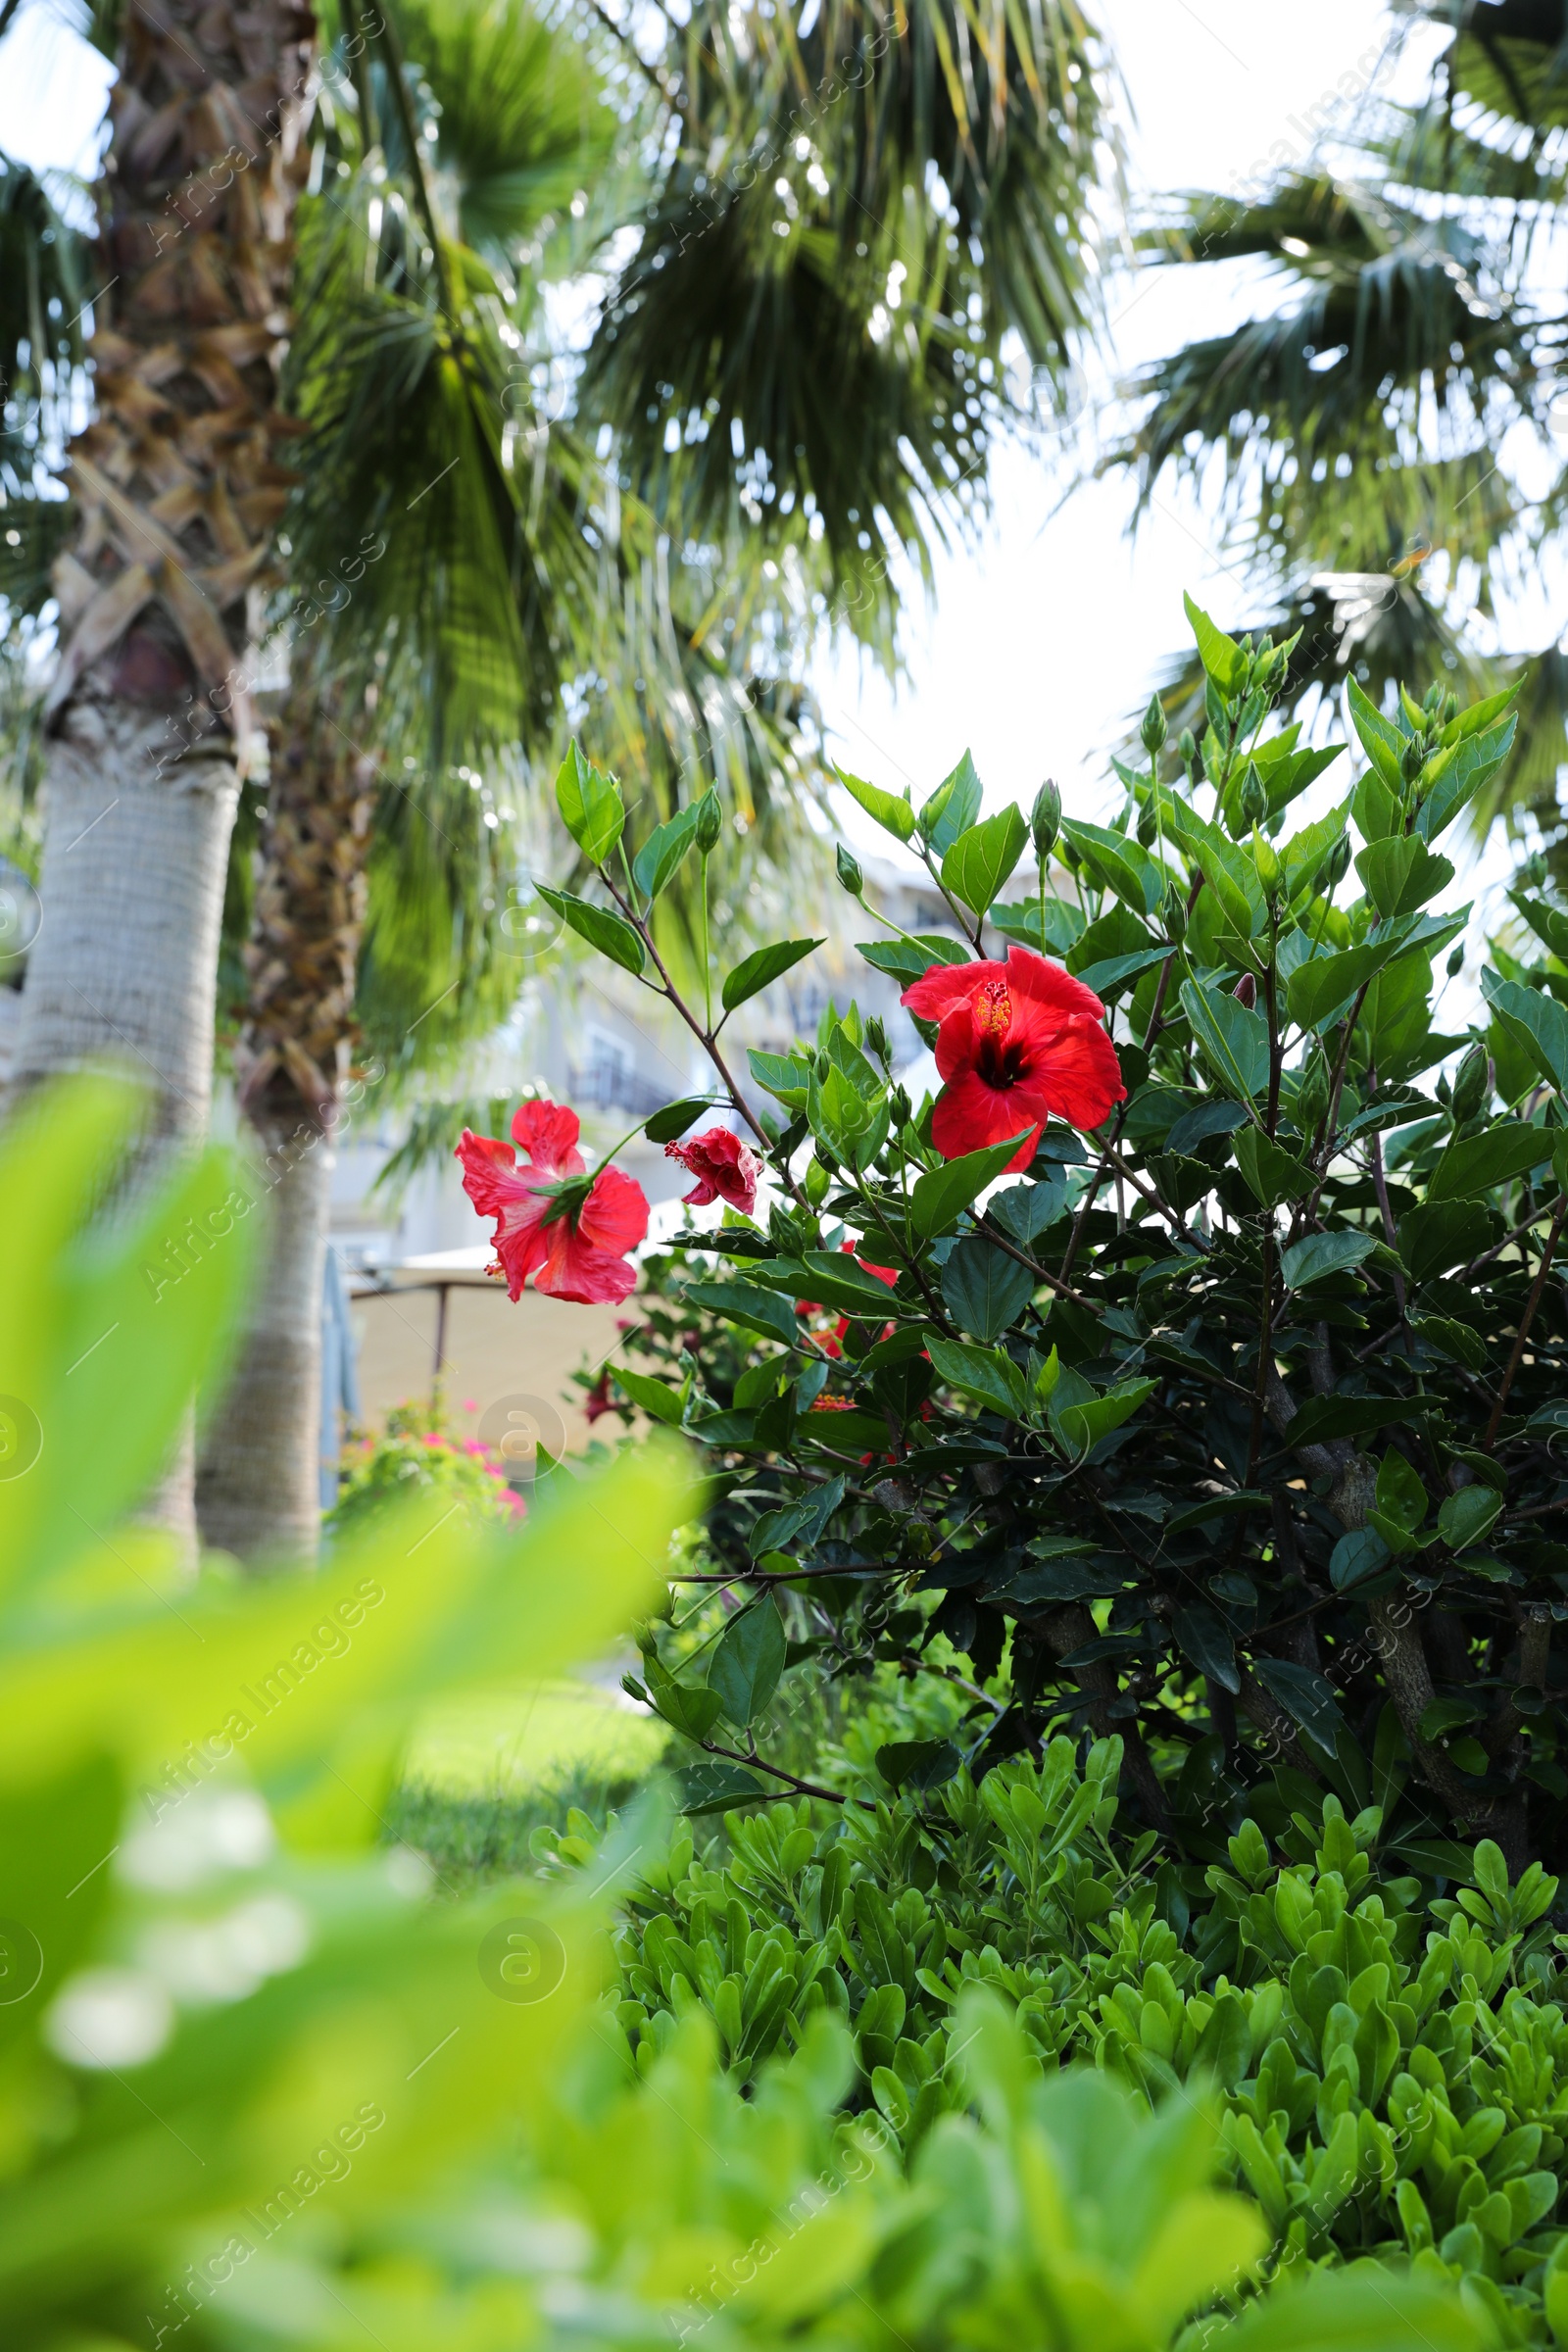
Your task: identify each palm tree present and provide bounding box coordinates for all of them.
[195,0,1118,1557]
[1102,2,1568,808]
[7,0,316,1187]
[194,0,618,1553]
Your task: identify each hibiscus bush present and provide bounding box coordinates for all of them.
[462,594,1568,1873]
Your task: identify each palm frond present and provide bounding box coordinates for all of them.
[389,0,618,277]
[582,0,1116,657]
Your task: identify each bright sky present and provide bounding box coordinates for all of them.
[0,0,1538,961]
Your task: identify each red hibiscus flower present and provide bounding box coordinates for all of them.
[902,946,1124,1172]
[456,1101,649,1305]
[664,1124,761,1215]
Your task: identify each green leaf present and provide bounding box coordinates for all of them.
[1280,800,1353,901]
[876,1738,960,1791]
[1234,1128,1313,1208]
[708,1598,786,1724]
[648,1676,725,1740]
[1354,837,1454,918]
[750,1475,845,1558]
[1057,818,1160,915]
[1417,710,1518,842]
[1223,2260,1484,2352]
[858,933,970,987]
[918,751,983,856]
[1428,1123,1552,1201]
[534,884,645,975]
[1347,676,1407,793]
[942,806,1029,915]
[612,1366,686,1427]
[834,762,915,844]
[1397,1200,1493,1281]
[747,1049,812,1108]
[1166,799,1264,942]
[1073,946,1173,999]
[720,937,823,1014]
[1180,977,1269,1102]
[553,741,623,865]
[1172,1602,1239,1692]
[941,1235,1036,1340]
[643,1097,718,1145]
[1352,768,1402,844]
[1438,1485,1502,1553]
[1053,1378,1157,1459]
[794,1250,902,1316]
[1286,939,1400,1032]
[1331,1528,1391,1590]
[1253,1657,1347,1757]
[1410,1315,1488,1372]
[675,1761,766,1815]
[1183,590,1245,694]
[1509,890,1568,961]
[631,804,702,901]
[683,1280,802,1349]
[1481,968,1568,1092]
[1280,1231,1376,1289]
[1376,1447,1427,1536]
[925,1336,1031,1421]
[990,898,1085,954]
[910,1133,1035,1239]
[800,1405,891,1454]
[1285,1395,1429,1447]
[808,1060,888,1169]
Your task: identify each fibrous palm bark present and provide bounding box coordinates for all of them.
[196,679,370,1558]
[14,0,315,1154]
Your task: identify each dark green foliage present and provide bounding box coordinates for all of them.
[548,610,1568,1879]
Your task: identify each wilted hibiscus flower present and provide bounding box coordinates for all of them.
[902,946,1123,1171]
[457,1101,649,1305]
[664,1125,760,1215]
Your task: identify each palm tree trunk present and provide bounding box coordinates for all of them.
[196,683,372,1559]
[196,1120,333,1558]
[9,0,316,1540]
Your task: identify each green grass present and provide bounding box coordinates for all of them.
[387,1677,670,1890]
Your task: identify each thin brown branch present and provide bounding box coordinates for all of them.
[1484,1194,1568,1450]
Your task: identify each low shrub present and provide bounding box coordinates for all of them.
[327,1397,523,1537]
[536,1751,1568,2339]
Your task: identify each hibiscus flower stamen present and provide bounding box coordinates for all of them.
[977,978,1012,1037]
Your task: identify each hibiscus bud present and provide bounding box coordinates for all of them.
[836,843,863,897]
[1232,971,1257,1009]
[865,1014,891,1066]
[1451,1041,1489,1123]
[1297,1048,1329,1137]
[1446,943,1464,978]
[890,1083,911,1127]
[1031,779,1060,861]
[1178,726,1197,769]
[1160,880,1187,943]
[804,1155,831,1205]
[694,788,723,854]
[1253,830,1284,901]
[1238,763,1267,828]
[1140,694,1167,756]
[1315,833,1351,895]
[1444,691,1458,724]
